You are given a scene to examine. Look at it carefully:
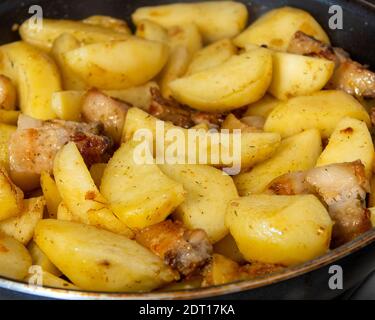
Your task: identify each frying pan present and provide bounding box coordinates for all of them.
[0,0,375,300]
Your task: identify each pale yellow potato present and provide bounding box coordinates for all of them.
[0,75,17,110]
[25,270,79,290]
[53,142,133,237]
[82,15,131,34]
[40,172,62,219]
[221,114,258,132]
[316,117,374,178]
[51,33,87,90]
[51,82,159,121]
[89,163,107,188]
[0,233,32,281]
[63,38,169,90]
[27,241,62,277]
[169,49,273,112]
[132,1,248,43]
[0,41,61,119]
[186,39,237,75]
[100,140,185,230]
[244,94,281,118]
[0,166,24,221]
[167,23,202,56]
[19,18,130,50]
[159,46,191,98]
[234,129,322,195]
[0,124,16,170]
[159,164,238,243]
[0,110,20,126]
[0,197,44,245]
[34,219,178,292]
[213,235,245,263]
[56,202,73,222]
[264,90,370,139]
[136,19,169,43]
[123,107,281,171]
[233,7,330,50]
[226,195,332,266]
[268,52,335,100]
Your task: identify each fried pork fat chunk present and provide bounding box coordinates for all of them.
[288,31,375,98]
[136,220,213,277]
[268,161,371,248]
[9,115,112,190]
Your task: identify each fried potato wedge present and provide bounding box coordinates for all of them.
[25,270,79,290]
[34,219,178,292]
[159,164,238,243]
[53,142,133,237]
[132,1,248,43]
[136,19,169,43]
[264,91,370,139]
[0,166,24,221]
[19,18,130,50]
[169,49,273,112]
[269,52,335,100]
[100,140,185,229]
[0,41,61,119]
[82,15,131,34]
[226,195,332,266]
[0,124,16,170]
[233,7,330,50]
[0,233,32,281]
[0,197,44,245]
[63,38,169,90]
[234,129,322,195]
[213,235,245,263]
[40,172,62,219]
[27,241,62,277]
[186,39,237,76]
[123,107,281,171]
[316,117,374,178]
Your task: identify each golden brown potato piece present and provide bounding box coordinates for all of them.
[40,172,62,219]
[82,15,131,34]
[34,219,178,292]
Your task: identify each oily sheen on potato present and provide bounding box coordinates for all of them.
[169,48,273,112]
[34,219,178,292]
[226,195,333,266]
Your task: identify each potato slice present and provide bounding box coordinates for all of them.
[51,82,158,121]
[0,123,16,170]
[82,15,131,34]
[244,94,280,118]
[167,24,202,57]
[25,270,79,290]
[0,41,61,119]
[56,202,73,222]
[51,33,87,91]
[40,172,62,219]
[63,38,169,90]
[226,195,332,266]
[159,46,191,98]
[0,197,44,245]
[136,19,169,43]
[27,241,62,277]
[159,164,238,243]
[316,117,374,178]
[132,1,248,43]
[213,235,245,263]
[34,219,178,292]
[0,233,32,281]
[186,39,237,75]
[123,107,281,171]
[202,254,241,286]
[233,7,330,50]
[169,49,273,112]
[264,90,370,139]
[0,75,17,110]
[268,52,335,100]
[53,142,133,237]
[234,129,322,195]
[0,166,23,221]
[100,140,185,229]
[19,18,130,51]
